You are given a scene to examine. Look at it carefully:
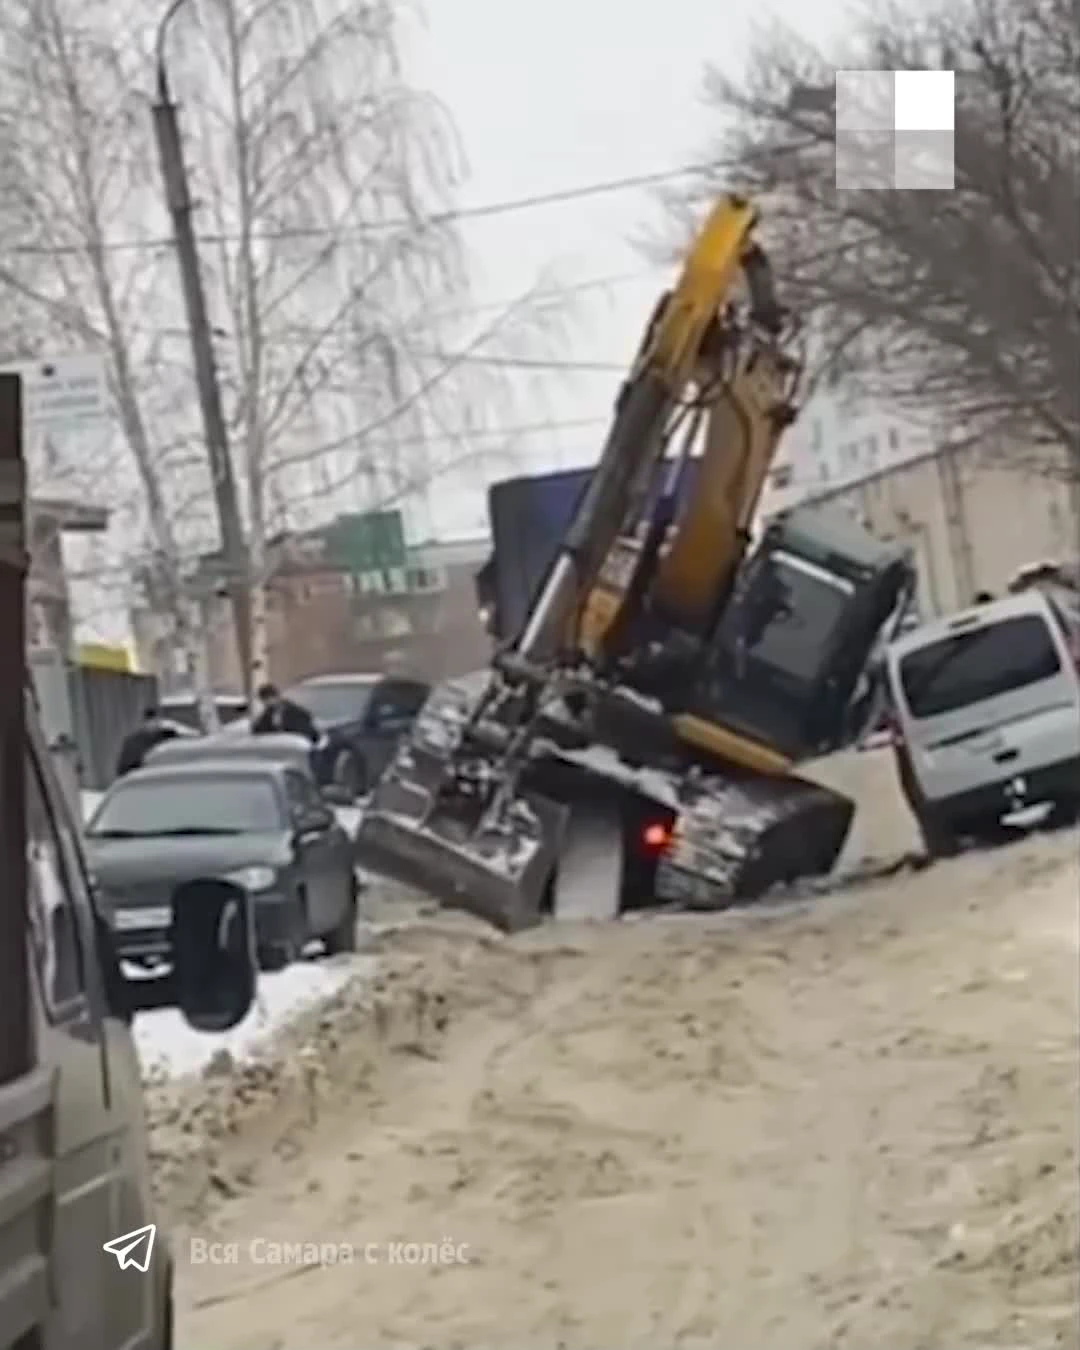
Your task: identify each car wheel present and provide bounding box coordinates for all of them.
[332,747,365,799]
[324,875,359,955]
[258,888,308,970]
[916,808,960,859]
[257,944,291,972]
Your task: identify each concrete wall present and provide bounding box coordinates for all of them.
[765,441,1077,616]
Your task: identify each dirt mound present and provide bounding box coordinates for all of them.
[162,829,1078,1349]
[147,908,577,1222]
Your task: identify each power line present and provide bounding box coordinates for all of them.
[407,349,625,373]
[4,158,723,259]
[266,414,609,477]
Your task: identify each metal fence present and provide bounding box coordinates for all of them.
[67,666,159,791]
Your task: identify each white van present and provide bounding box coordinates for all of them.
[884,590,1080,854]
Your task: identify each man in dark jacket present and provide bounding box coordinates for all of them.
[115,706,179,777]
[251,682,319,743]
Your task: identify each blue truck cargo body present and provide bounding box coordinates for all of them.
[480,461,698,642]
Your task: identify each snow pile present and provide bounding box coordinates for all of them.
[135,955,375,1078]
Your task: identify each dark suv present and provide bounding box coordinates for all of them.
[285,673,430,796]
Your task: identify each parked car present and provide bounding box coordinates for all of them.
[282,673,431,796]
[143,730,354,808]
[158,691,249,733]
[883,589,1080,855]
[85,757,359,972]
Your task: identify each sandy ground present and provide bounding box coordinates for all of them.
[147,753,1079,1349]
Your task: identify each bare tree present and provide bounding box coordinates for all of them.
[0,0,219,710]
[660,0,1079,476]
[0,0,564,693]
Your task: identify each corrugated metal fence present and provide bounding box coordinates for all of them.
[68,666,159,790]
[30,655,160,803]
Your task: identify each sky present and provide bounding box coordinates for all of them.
[67,0,852,643]
[408,0,847,537]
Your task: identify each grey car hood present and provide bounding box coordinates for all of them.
[85,831,292,888]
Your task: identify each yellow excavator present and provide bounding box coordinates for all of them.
[355,193,915,930]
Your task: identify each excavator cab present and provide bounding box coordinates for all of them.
[693,503,915,759]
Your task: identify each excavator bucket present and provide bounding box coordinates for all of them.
[354,676,568,932]
[355,775,566,933]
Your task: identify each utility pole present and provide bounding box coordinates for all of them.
[151,0,253,697]
[0,373,31,1085]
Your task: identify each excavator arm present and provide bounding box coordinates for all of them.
[507,193,789,672]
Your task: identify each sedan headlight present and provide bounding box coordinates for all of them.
[224,865,277,892]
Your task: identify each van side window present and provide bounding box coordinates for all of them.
[26,752,87,1019]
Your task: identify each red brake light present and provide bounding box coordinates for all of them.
[641,822,670,851]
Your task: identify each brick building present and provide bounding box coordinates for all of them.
[192,533,493,690]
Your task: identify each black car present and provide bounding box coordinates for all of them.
[283,673,430,796]
[85,758,358,972]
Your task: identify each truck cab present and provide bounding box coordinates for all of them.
[2,694,259,1350]
[1,353,260,1350]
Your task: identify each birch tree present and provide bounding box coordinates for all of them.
[0,0,555,694]
[0,0,218,708]
[662,0,1080,474]
[164,0,479,677]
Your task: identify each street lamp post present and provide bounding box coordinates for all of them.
[151,0,253,697]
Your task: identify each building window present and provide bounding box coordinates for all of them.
[888,427,900,452]
[809,419,823,453]
[866,435,878,466]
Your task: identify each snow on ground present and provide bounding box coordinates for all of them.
[134,954,375,1079]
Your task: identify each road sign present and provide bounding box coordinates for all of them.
[0,354,110,434]
[321,509,406,573]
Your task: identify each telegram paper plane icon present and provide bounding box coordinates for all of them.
[103,1224,156,1272]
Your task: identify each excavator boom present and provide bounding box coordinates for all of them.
[509,194,782,668]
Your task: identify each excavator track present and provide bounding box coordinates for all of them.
[654,772,854,909]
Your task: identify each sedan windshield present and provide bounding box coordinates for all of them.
[287,680,376,724]
[89,776,283,837]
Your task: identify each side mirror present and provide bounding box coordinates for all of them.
[170,883,256,1032]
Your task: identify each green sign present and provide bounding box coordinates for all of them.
[320,509,405,573]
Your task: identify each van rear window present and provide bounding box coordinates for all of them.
[899,614,1062,718]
